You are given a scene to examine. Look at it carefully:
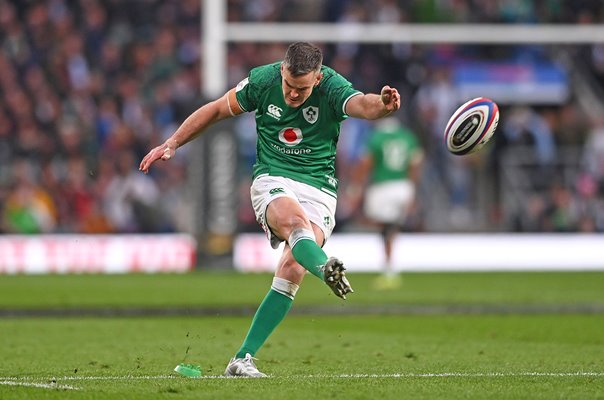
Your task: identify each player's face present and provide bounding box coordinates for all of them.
[281,64,322,108]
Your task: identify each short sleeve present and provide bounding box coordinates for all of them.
[235,63,280,113]
[234,76,254,113]
[318,67,362,122]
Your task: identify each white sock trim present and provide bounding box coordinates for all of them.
[288,228,316,249]
[271,277,299,300]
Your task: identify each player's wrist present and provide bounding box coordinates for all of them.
[165,138,179,150]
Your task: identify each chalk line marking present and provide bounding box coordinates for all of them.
[1,371,602,384]
[0,380,79,390]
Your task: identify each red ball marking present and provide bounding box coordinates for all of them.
[283,129,297,142]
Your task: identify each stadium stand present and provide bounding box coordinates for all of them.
[1,0,603,235]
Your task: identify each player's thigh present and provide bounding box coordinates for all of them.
[250,175,307,245]
[266,196,312,239]
[251,175,335,244]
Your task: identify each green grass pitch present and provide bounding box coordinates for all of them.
[0,271,603,399]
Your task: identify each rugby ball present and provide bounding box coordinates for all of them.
[444,97,499,155]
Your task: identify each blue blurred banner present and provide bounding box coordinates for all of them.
[453,62,569,104]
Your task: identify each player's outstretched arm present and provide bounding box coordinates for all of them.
[139,88,242,174]
[345,85,401,120]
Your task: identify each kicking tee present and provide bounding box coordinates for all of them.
[235,62,361,198]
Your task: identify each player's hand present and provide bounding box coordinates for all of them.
[139,139,177,174]
[380,85,401,113]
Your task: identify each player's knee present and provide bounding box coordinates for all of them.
[270,215,310,244]
[288,227,316,248]
[271,277,300,300]
[284,213,310,234]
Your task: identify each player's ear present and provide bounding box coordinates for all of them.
[314,72,323,86]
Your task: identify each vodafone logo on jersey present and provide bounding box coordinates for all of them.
[278,127,303,146]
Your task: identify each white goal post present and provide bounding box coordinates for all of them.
[202,0,604,98]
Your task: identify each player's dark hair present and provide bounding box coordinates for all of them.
[283,42,323,76]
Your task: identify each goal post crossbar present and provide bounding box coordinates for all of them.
[202,0,604,98]
[226,23,604,44]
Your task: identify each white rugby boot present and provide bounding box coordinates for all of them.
[224,353,267,378]
[321,257,354,299]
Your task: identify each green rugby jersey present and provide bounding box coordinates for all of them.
[235,62,361,197]
[366,124,422,183]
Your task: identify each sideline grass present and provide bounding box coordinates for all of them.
[1,272,603,399]
[1,315,603,400]
[1,271,604,309]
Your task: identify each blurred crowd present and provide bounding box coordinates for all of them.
[228,0,604,23]
[2,0,604,235]
[0,0,201,234]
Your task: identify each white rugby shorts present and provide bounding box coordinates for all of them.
[364,180,415,224]
[250,175,337,249]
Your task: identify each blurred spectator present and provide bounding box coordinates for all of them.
[103,150,166,233]
[2,160,57,233]
[62,156,113,233]
[498,107,557,190]
[521,108,557,165]
[544,183,580,232]
[583,119,604,185]
[575,172,604,232]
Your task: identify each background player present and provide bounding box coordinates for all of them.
[353,117,424,289]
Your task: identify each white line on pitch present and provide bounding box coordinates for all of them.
[0,380,79,390]
[1,372,603,382]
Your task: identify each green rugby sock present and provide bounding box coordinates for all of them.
[236,289,293,358]
[289,229,327,280]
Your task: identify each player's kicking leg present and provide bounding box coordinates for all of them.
[287,228,354,299]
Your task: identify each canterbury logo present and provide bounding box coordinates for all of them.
[267,104,282,120]
[269,188,285,195]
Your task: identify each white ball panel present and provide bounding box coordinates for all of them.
[444,98,499,155]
